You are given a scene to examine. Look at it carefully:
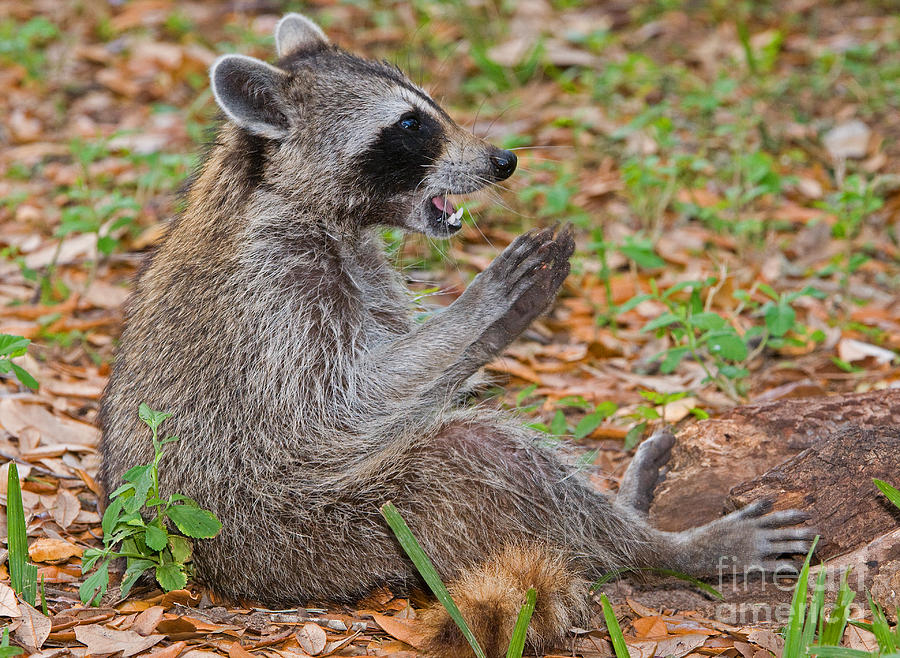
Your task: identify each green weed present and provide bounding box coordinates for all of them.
[80,404,222,605]
[0,334,38,391]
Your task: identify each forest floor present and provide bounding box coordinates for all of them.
[0,0,898,656]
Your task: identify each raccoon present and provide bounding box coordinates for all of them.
[98,14,813,656]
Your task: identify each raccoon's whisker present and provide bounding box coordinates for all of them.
[481,104,515,140]
[466,208,495,250]
[508,145,574,151]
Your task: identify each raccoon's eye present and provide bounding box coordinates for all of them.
[397,114,420,131]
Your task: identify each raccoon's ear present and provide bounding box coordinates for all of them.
[210,55,290,140]
[275,13,328,57]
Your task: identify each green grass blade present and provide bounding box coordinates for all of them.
[783,535,820,658]
[874,479,900,511]
[820,569,856,646]
[600,593,630,658]
[380,502,486,658]
[6,463,27,595]
[505,587,536,658]
[867,593,898,652]
[809,647,874,658]
[801,568,827,651]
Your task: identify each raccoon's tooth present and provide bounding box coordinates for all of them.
[447,208,463,226]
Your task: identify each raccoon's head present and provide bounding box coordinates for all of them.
[209,13,517,237]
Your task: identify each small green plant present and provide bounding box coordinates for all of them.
[80,404,222,605]
[380,502,536,658]
[0,334,38,390]
[635,278,822,401]
[0,627,23,657]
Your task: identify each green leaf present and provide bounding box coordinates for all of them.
[618,243,665,269]
[0,335,30,358]
[168,536,192,564]
[764,303,796,337]
[80,548,104,574]
[9,363,38,390]
[690,312,726,330]
[624,422,646,451]
[120,559,155,599]
[616,293,654,314]
[101,496,125,538]
[144,524,168,551]
[505,588,536,658]
[600,594,630,658]
[138,403,172,433]
[642,312,680,332]
[380,502,486,658]
[704,330,748,361]
[155,562,188,592]
[122,465,153,513]
[874,479,900,511]
[6,462,28,596]
[515,384,538,406]
[659,347,690,374]
[807,648,873,658]
[79,560,109,606]
[550,410,567,436]
[165,505,222,539]
[574,411,604,439]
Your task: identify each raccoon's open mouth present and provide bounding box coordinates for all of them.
[426,195,465,236]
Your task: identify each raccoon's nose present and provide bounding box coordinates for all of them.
[489,150,517,181]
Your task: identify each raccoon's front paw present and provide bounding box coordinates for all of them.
[680,498,815,576]
[616,429,675,514]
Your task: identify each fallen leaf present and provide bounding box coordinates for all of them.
[297,622,327,655]
[28,537,83,562]
[146,640,188,658]
[131,606,165,636]
[74,624,165,657]
[823,119,871,160]
[0,398,99,446]
[838,338,897,365]
[14,602,51,651]
[371,612,423,649]
[228,642,257,658]
[51,489,82,529]
[633,615,668,638]
[0,583,20,618]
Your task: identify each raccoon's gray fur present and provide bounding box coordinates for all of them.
[99,14,813,656]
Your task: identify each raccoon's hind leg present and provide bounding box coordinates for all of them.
[615,429,674,514]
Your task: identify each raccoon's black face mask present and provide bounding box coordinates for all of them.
[208,13,517,238]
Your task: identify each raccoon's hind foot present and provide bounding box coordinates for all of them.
[676,498,816,576]
[615,429,675,514]
[419,544,588,658]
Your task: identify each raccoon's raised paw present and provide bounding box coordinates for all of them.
[488,224,574,301]
[681,498,816,576]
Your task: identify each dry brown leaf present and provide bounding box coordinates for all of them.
[28,537,83,562]
[228,641,257,658]
[74,624,165,657]
[51,489,81,529]
[146,640,188,658]
[14,602,51,651]
[131,605,165,636]
[632,615,669,638]
[746,628,784,657]
[370,612,423,649]
[297,622,327,655]
[846,623,879,652]
[485,356,542,384]
[0,583,20,618]
[0,398,99,446]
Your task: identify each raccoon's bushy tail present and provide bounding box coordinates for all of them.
[418,544,589,658]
